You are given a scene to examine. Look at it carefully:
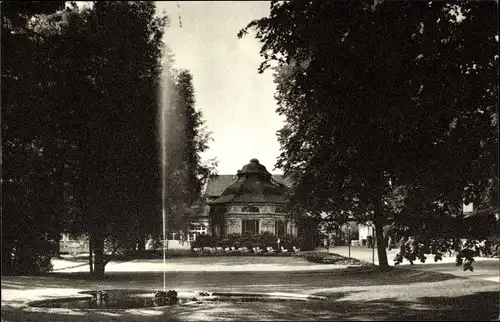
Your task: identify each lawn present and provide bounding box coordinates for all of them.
[2,255,499,321]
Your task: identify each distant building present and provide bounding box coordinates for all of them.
[462,202,499,241]
[204,158,298,238]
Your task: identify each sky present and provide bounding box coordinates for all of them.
[156,1,285,175]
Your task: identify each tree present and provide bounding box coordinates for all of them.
[1,1,67,275]
[69,1,168,277]
[11,1,169,278]
[239,0,498,268]
[4,1,216,278]
[163,69,217,238]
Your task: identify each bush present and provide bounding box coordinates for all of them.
[191,233,218,249]
[3,239,54,275]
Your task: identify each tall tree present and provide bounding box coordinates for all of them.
[4,1,216,278]
[1,1,67,275]
[73,1,168,277]
[13,1,169,277]
[239,0,498,268]
[163,69,217,237]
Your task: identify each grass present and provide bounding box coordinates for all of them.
[3,268,498,321]
[2,256,499,321]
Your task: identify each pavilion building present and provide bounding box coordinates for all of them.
[204,158,298,238]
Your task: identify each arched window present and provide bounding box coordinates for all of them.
[242,205,259,213]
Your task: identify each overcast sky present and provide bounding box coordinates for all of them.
[156,1,285,175]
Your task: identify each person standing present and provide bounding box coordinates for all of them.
[405,236,416,252]
[399,236,407,255]
[387,235,392,250]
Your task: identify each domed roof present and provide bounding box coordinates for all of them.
[210,158,288,205]
[239,158,270,176]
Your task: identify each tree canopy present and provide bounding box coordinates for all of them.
[2,0,67,275]
[2,1,215,277]
[239,0,498,268]
[163,69,218,237]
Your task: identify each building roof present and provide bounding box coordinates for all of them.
[205,175,238,197]
[240,158,270,176]
[211,177,289,204]
[206,158,292,205]
[205,174,292,197]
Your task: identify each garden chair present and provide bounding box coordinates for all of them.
[281,246,288,253]
[252,247,263,254]
[266,246,276,253]
[231,247,239,252]
[216,246,224,253]
[293,246,301,253]
[240,247,250,252]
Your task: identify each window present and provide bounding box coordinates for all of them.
[242,206,259,213]
[242,220,260,235]
[275,221,286,237]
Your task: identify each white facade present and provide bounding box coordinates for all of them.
[463,202,474,213]
[358,223,374,242]
[224,214,297,236]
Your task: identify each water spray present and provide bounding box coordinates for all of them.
[160,60,168,293]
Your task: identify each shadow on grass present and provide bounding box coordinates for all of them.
[2,291,498,321]
[1,266,465,291]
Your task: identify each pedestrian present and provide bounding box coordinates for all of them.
[387,235,392,251]
[405,236,415,252]
[399,236,407,255]
[367,235,373,249]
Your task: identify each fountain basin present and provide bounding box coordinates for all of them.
[26,289,326,310]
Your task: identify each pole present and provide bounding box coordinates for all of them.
[162,209,166,292]
[348,228,351,258]
[372,227,375,265]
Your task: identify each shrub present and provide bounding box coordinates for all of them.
[191,233,217,249]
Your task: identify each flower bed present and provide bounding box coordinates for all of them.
[297,252,373,266]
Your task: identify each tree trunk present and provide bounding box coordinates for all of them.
[137,236,146,253]
[54,233,61,258]
[2,240,14,275]
[374,196,389,268]
[93,234,106,279]
[88,235,94,276]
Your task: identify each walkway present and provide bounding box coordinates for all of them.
[52,255,356,273]
[329,246,500,283]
